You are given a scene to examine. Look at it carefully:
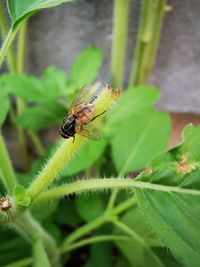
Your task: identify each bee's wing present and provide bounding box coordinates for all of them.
[68,82,103,115]
[77,125,102,140]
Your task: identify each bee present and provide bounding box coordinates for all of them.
[60,84,107,141]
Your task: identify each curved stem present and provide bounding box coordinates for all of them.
[0,1,16,71]
[0,26,19,69]
[28,130,46,157]
[60,196,137,251]
[0,134,17,193]
[3,257,33,267]
[35,178,136,203]
[112,219,165,266]
[61,235,131,253]
[60,215,106,250]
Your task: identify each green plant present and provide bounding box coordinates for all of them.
[0,1,199,267]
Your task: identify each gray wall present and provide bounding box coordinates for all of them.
[27,0,200,113]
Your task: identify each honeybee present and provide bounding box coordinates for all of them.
[60,84,107,141]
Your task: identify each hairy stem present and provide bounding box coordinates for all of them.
[0,134,17,193]
[27,136,85,200]
[111,0,129,88]
[35,178,136,203]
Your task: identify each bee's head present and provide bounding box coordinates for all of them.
[60,115,76,139]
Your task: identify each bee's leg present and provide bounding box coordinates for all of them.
[73,135,75,143]
[91,110,107,122]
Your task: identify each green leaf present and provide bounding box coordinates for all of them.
[42,66,68,96]
[31,200,58,222]
[0,73,60,101]
[134,124,200,267]
[7,0,73,28]
[75,195,104,222]
[107,86,159,126]
[111,109,170,175]
[17,101,66,131]
[0,90,9,126]
[13,185,31,206]
[70,47,103,87]
[61,139,107,176]
[53,199,82,226]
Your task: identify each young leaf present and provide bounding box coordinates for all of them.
[7,0,73,28]
[134,124,200,267]
[0,90,9,126]
[70,47,103,87]
[0,73,60,101]
[42,66,68,96]
[13,185,31,207]
[61,139,107,176]
[111,109,170,175]
[107,86,159,126]
[17,101,66,131]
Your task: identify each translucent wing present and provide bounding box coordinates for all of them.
[77,126,102,140]
[68,82,104,115]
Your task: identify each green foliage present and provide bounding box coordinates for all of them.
[70,47,103,88]
[7,0,73,28]
[17,101,66,131]
[61,139,107,176]
[114,206,165,267]
[13,185,31,206]
[75,195,104,222]
[106,86,170,175]
[134,124,200,267]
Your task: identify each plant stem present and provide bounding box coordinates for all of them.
[17,21,27,73]
[33,238,51,267]
[0,1,16,72]
[128,0,166,87]
[12,212,61,267]
[0,134,17,193]
[60,215,106,250]
[112,219,165,266]
[16,20,46,160]
[28,131,46,157]
[27,136,85,200]
[35,178,137,203]
[15,21,31,171]
[111,0,129,88]
[0,26,19,69]
[60,196,137,252]
[148,0,166,69]
[61,235,130,253]
[3,258,33,267]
